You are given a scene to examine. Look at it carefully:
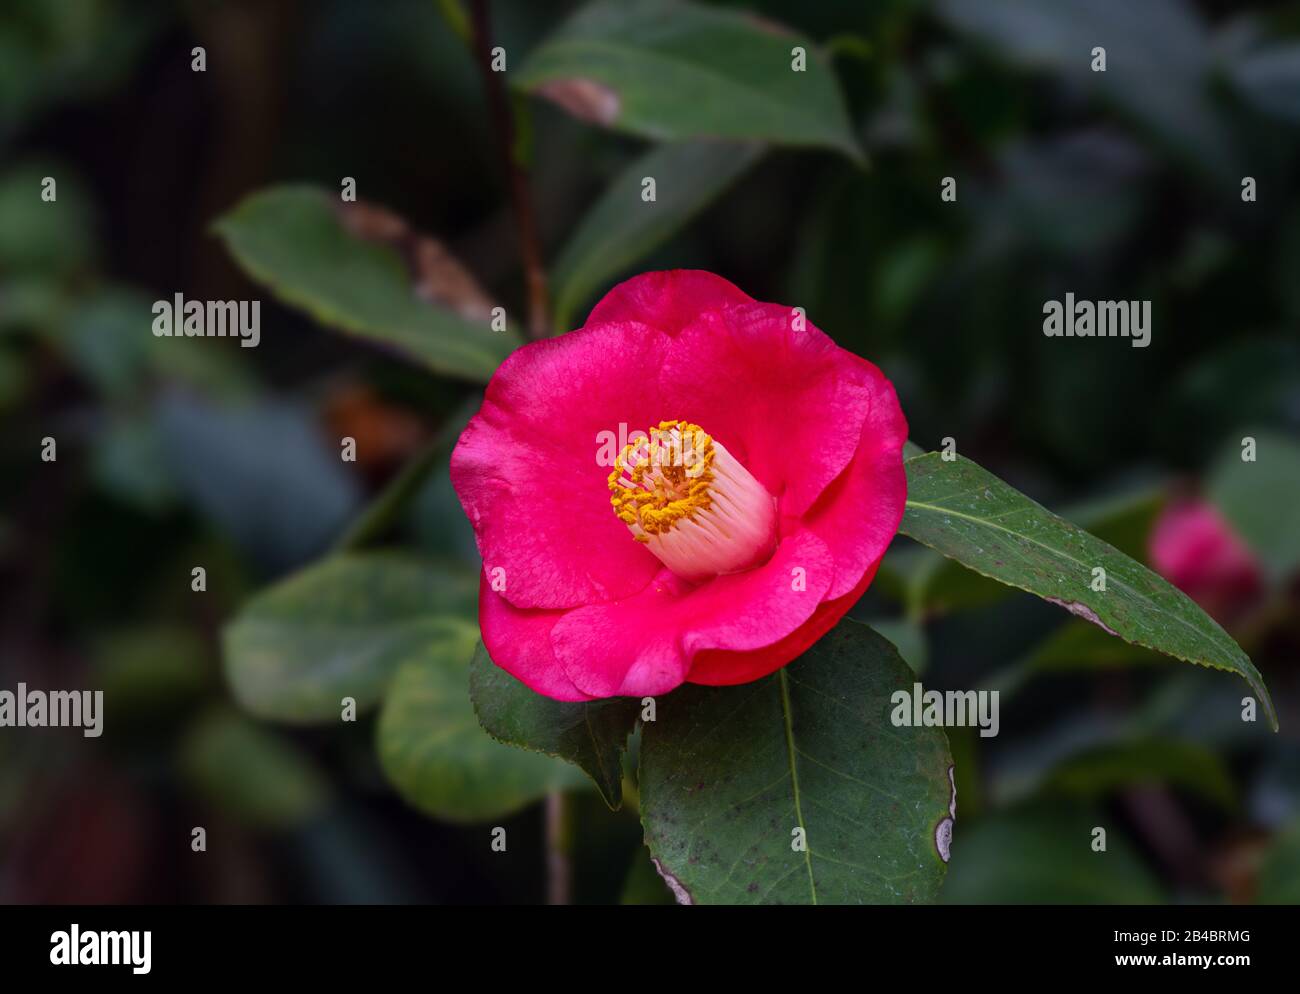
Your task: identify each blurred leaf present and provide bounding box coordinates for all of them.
[935,0,1232,177]
[978,131,1148,257]
[91,625,208,721]
[0,162,95,275]
[862,616,928,675]
[56,287,153,396]
[0,0,158,137]
[469,643,639,809]
[1003,737,1236,810]
[515,0,862,160]
[901,453,1276,728]
[990,618,1168,698]
[940,804,1161,904]
[181,710,331,830]
[551,140,763,329]
[1232,44,1300,125]
[1207,430,1300,584]
[213,186,520,382]
[0,276,64,333]
[223,553,477,723]
[91,413,178,513]
[378,635,589,824]
[1166,339,1300,455]
[158,393,362,572]
[1257,818,1300,904]
[640,621,953,904]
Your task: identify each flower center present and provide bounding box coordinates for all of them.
[608,420,778,581]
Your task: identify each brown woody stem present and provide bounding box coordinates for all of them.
[470,0,551,340]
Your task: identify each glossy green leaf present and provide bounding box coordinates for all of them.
[883,477,1163,617]
[639,621,953,905]
[222,554,478,723]
[940,804,1161,904]
[213,185,520,382]
[378,633,589,824]
[900,453,1276,729]
[514,0,861,160]
[551,140,763,330]
[469,643,640,809]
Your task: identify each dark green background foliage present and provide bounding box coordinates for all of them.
[1,0,1299,904]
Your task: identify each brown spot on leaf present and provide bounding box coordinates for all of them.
[935,817,953,863]
[336,199,498,322]
[651,858,694,906]
[1044,597,1120,637]
[743,12,795,36]
[534,77,620,126]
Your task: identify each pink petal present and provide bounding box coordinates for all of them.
[550,529,835,698]
[583,269,753,334]
[656,302,878,518]
[686,559,881,686]
[799,362,909,599]
[1149,498,1262,618]
[478,575,595,701]
[450,321,669,610]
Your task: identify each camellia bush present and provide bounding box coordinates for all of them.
[207,0,1287,905]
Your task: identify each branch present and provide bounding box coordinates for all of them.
[470,0,550,340]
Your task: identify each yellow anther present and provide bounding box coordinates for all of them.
[607,420,716,537]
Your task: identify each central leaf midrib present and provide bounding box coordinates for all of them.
[778,668,817,905]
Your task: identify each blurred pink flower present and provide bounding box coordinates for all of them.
[451,270,908,700]
[1149,498,1262,622]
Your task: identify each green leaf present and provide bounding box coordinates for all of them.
[1207,430,1300,584]
[639,621,954,905]
[468,642,640,809]
[940,805,1162,904]
[883,482,1164,618]
[551,140,763,330]
[222,554,478,723]
[900,453,1277,729]
[212,185,520,382]
[180,710,331,830]
[514,0,861,160]
[378,634,589,824]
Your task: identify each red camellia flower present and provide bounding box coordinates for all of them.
[451,270,908,700]
[1149,498,1262,622]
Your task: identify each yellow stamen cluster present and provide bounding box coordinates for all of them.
[608,421,716,539]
